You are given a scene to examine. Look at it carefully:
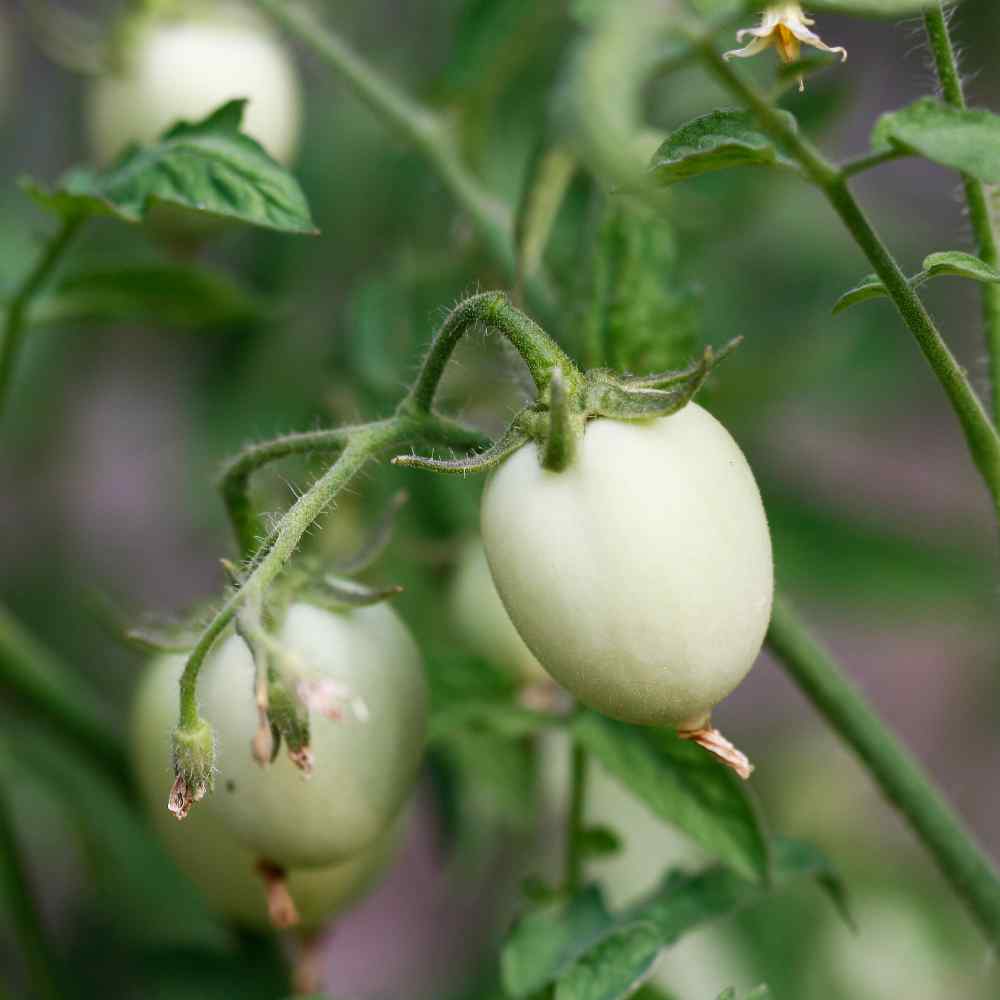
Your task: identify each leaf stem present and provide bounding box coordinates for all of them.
[924,2,1000,425]
[250,0,554,318]
[768,595,1000,946]
[699,44,1000,522]
[0,215,83,420]
[839,147,910,178]
[0,770,61,1000]
[565,740,588,894]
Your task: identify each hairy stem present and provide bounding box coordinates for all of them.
[407,291,581,414]
[700,45,1000,522]
[0,604,129,786]
[0,216,82,420]
[924,2,1000,424]
[0,772,61,1000]
[768,596,1000,946]
[565,740,588,894]
[250,0,554,318]
[178,418,410,730]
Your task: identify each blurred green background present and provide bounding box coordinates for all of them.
[1,1,1000,997]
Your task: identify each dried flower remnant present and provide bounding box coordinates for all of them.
[724,2,846,91]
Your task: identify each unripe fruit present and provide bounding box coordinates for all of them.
[450,539,550,686]
[200,601,427,868]
[132,653,400,929]
[87,1,302,165]
[481,403,773,729]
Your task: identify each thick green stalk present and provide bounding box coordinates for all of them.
[0,604,128,786]
[0,772,61,1000]
[924,3,1000,424]
[565,741,589,894]
[768,595,1000,946]
[0,216,82,420]
[700,45,1000,522]
[250,0,554,319]
[406,291,582,414]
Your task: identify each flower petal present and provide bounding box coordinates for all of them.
[788,22,847,60]
[723,36,773,60]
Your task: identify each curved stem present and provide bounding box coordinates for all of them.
[250,0,555,319]
[840,147,910,179]
[768,595,1000,946]
[924,3,1000,424]
[0,215,82,420]
[406,291,582,414]
[700,44,1000,523]
[0,767,61,1000]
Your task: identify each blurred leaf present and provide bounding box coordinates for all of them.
[922,250,1000,282]
[431,700,564,742]
[553,921,662,1000]
[716,989,771,1000]
[571,712,769,882]
[717,991,736,1000]
[832,273,886,314]
[23,101,317,234]
[576,825,623,859]
[502,885,614,998]
[833,250,1000,314]
[770,838,852,929]
[872,97,1000,183]
[581,201,700,371]
[647,110,797,186]
[26,263,264,330]
[810,0,948,14]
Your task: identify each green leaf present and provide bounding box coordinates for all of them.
[831,273,887,314]
[26,263,264,330]
[771,838,853,929]
[871,97,1000,184]
[922,250,1000,283]
[554,922,662,1000]
[502,886,615,998]
[23,100,317,234]
[809,0,945,15]
[716,988,771,1000]
[647,110,797,186]
[571,712,769,882]
[833,251,1000,314]
[717,991,736,1000]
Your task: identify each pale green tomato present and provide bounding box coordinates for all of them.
[132,653,400,930]
[450,539,549,686]
[87,2,301,165]
[201,601,427,868]
[481,403,773,729]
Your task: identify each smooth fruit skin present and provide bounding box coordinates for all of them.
[200,601,428,868]
[450,539,550,686]
[87,3,302,165]
[132,653,400,930]
[481,404,773,728]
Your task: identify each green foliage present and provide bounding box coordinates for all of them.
[646,110,796,186]
[24,263,264,330]
[833,251,1000,314]
[716,987,771,1000]
[571,712,769,882]
[809,0,945,14]
[580,202,700,372]
[23,101,317,234]
[872,97,1000,184]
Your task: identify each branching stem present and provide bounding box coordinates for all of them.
[924,2,1000,424]
[0,215,83,420]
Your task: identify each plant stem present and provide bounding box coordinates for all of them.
[0,216,82,420]
[840,147,910,179]
[768,595,1000,946]
[406,291,582,414]
[250,0,554,319]
[565,741,588,894]
[0,604,129,787]
[700,45,1000,522]
[924,2,1000,424]
[0,774,61,1000]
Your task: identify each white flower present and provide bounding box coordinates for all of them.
[724,2,846,91]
